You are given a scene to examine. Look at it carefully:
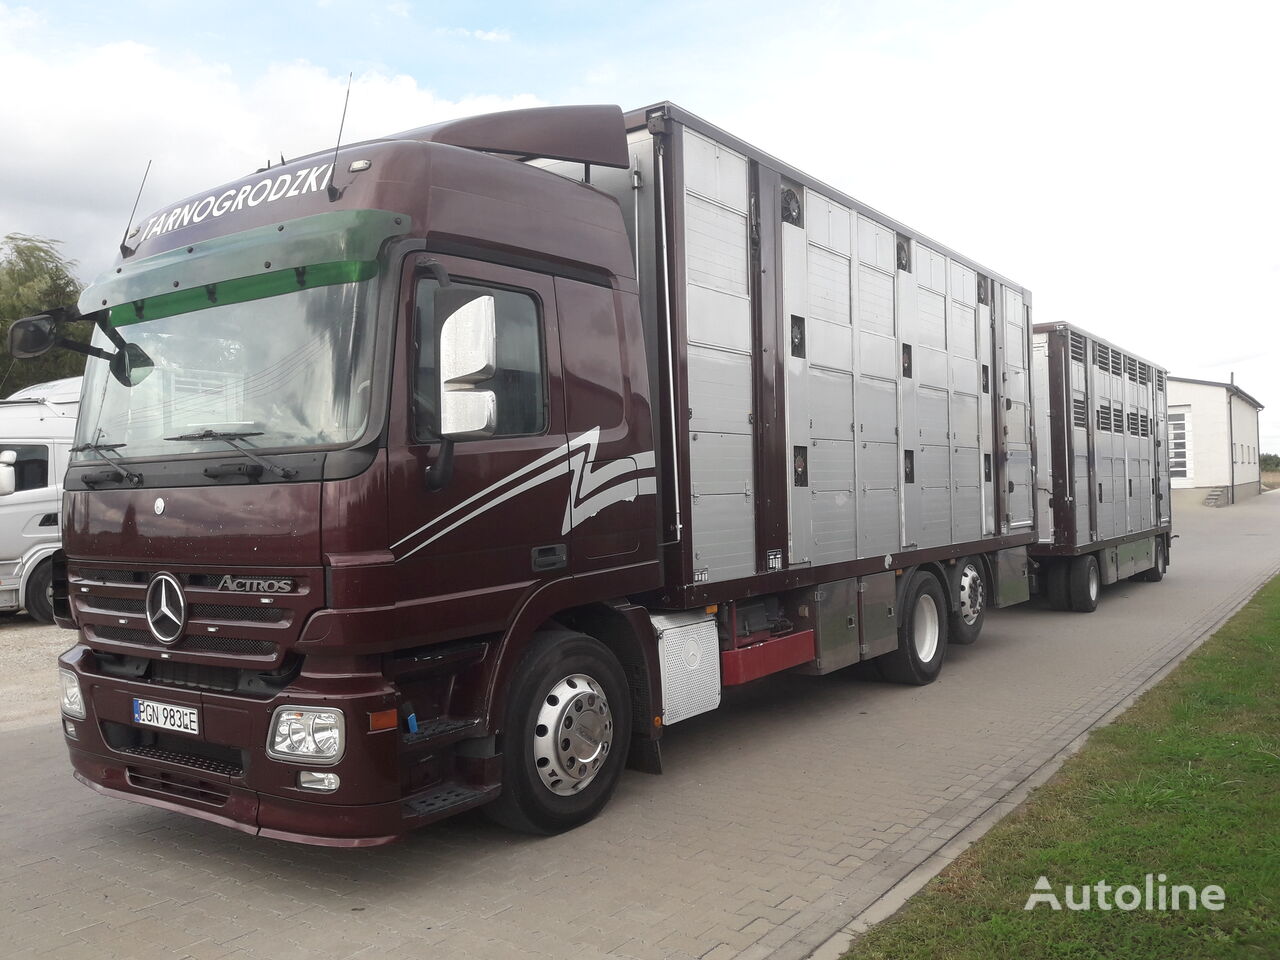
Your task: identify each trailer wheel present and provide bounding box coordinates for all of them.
[485,631,631,835]
[1046,561,1071,611]
[1068,554,1100,613]
[949,560,986,645]
[24,560,54,624]
[877,571,948,685]
[1139,540,1167,582]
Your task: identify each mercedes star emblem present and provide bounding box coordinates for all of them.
[145,572,187,645]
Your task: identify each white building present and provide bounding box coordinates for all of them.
[1166,377,1264,506]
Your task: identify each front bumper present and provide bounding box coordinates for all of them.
[59,644,493,846]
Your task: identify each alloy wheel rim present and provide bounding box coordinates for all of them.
[533,673,613,797]
[959,564,985,626]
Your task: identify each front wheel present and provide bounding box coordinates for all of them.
[24,561,54,624]
[948,559,986,645]
[877,571,948,685]
[485,631,631,834]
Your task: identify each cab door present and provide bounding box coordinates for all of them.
[386,254,571,643]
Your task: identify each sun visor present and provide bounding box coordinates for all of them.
[79,209,409,316]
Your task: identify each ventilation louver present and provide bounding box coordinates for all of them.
[781,188,803,226]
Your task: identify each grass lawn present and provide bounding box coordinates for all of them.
[843,576,1280,960]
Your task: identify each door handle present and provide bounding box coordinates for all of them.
[531,543,567,572]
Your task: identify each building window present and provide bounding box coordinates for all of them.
[1168,410,1189,480]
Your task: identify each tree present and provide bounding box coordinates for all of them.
[0,233,93,396]
[1261,452,1280,472]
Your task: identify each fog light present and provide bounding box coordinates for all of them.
[298,771,340,792]
[60,670,85,720]
[63,718,77,739]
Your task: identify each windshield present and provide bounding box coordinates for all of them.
[74,267,378,461]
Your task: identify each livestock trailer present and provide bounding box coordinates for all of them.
[1031,322,1171,611]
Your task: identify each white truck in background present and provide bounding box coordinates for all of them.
[0,376,80,622]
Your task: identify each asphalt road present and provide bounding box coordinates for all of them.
[3,494,1278,960]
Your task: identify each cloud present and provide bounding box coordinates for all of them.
[386,1,410,16]
[0,27,539,283]
[430,26,511,42]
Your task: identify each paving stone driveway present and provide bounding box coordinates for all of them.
[3,495,1278,960]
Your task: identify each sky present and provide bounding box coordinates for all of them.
[2,0,1278,448]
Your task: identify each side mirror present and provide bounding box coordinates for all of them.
[109,342,155,387]
[0,450,16,497]
[7,315,58,359]
[435,288,497,439]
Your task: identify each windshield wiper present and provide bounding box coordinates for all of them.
[70,440,144,487]
[163,430,297,479]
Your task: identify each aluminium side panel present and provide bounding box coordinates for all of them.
[801,192,857,566]
[681,129,756,583]
[1032,331,1053,543]
[948,260,983,544]
[1000,286,1034,531]
[855,215,902,556]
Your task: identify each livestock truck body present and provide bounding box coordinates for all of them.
[8,102,1165,845]
[1030,323,1171,611]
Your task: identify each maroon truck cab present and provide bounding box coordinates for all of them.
[54,105,666,844]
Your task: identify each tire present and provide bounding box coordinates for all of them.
[24,560,54,624]
[948,559,986,645]
[485,631,631,835]
[1140,540,1167,582]
[1046,561,1071,611]
[877,571,948,685]
[1068,554,1100,613]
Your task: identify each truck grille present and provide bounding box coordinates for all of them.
[91,595,287,624]
[69,562,318,666]
[92,624,277,658]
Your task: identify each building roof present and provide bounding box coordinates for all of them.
[1167,376,1264,410]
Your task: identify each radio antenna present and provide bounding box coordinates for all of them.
[119,159,153,258]
[326,72,353,202]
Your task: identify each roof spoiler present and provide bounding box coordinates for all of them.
[389,104,630,169]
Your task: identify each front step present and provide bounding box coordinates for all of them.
[402,780,500,824]
[401,717,484,753]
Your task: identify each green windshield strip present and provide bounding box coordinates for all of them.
[108,259,379,327]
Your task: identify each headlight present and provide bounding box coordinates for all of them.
[60,670,85,720]
[266,706,345,764]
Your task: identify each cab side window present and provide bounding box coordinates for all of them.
[413,278,547,442]
[5,445,50,491]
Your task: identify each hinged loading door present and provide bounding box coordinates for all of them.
[1000,288,1033,529]
[782,191,858,567]
[681,130,756,583]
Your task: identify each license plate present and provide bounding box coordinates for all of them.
[132,698,200,736]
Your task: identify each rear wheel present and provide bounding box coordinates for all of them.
[485,631,631,835]
[1046,561,1071,611]
[1140,540,1167,582]
[877,571,948,685]
[949,559,986,645]
[1069,554,1101,613]
[24,561,54,624]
